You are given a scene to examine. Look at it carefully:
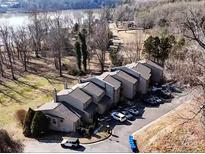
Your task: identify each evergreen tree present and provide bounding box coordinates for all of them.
[75,41,82,72]
[79,32,88,72]
[30,111,49,137]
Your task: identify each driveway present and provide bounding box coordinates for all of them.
[24,89,195,152]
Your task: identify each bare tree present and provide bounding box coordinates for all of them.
[122,34,142,63]
[12,27,30,72]
[48,14,71,77]
[90,12,110,73]
[0,25,15,80]
[28,11,44,58]
[183,9,205,51]
[0,48,4,77]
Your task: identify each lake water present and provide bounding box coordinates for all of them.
[0,9,100,28]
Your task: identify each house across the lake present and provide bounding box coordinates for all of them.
[35,59,163,133]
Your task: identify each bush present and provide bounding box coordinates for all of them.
[0,129,23,153]
[30,111,50,137]
[23,108,35,137]
[15,109,27,126]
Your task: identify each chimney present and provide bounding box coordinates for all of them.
[78,77,81,83]
[108,65,112,72]
[53,88,57,103]
[89,73,92,78]
[64,81,68,89]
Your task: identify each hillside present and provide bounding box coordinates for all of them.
[134,87,205,152]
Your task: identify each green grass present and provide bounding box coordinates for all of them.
[0,74,76,133]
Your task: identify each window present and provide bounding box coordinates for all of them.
[60,119,63,123]
[52,119,56,124]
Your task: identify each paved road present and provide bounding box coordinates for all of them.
[24,89,196,153]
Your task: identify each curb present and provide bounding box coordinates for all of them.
[81,132,112,145]
[132,98,192,137]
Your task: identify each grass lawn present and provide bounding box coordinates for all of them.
[0,73,77,140]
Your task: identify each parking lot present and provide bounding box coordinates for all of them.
[24,86,194,153]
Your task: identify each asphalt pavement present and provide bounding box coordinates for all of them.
[24,89,195,152]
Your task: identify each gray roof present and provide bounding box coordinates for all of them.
[104,75,121,90]
[36,102,81,122]
[140,59,163,70]
[82,82,105,98]
[133,63,151,80]
[58,87,92,105]
[36,102,61,111]
[115,70,138,84]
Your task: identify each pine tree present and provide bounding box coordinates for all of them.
[75,41,82,72]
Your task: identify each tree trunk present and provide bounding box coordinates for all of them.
[8,52,15,80]
[23,51,27,72]
[58,50,62,77]
[0,61,3,77]
[100,62,104,73]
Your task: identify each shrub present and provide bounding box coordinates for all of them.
[30,111,50,138]
[0,129,23,153]
[23,108,35,137]
[15,109,27,127]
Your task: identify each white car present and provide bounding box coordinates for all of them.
[61,138,80,149]
[121,110,133,120]
[111,112,127,122]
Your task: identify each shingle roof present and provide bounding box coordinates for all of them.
[115,70,138,84]
[69,88,91,104]
[58,87,91,104]
[133,63,151,80]
[36,102,81,122]
[140,59,163,70]
[36,102,61,111]
[82,82,105,98]
[104,75,121,90]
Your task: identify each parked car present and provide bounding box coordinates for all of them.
[128,108,140,116]
[156,89,173,99]
[143,97,159,106]
[111,112,127,122]
[122,110,133,120]
[61,138,80,149]
[152,96,163,104]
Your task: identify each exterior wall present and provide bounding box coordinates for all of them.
[84,112,94,123]
[138,77,150,94]
[41,106,79,133]
[112,75,137,99]
[142,63,163,83]
[58,94,94,123]
[88,78,117,104]
[97,103,107,114]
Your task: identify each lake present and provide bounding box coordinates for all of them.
[0,9,100,28]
